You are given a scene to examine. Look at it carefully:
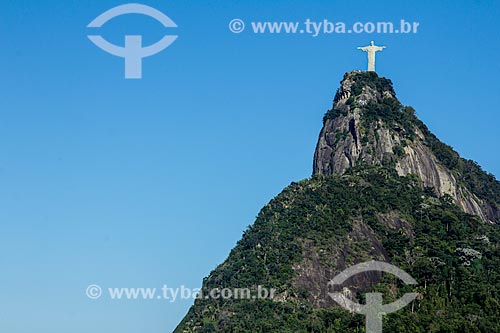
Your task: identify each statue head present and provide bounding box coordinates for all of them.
[370,41,375,46]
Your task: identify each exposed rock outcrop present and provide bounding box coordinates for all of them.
[313,71,499,223]
[175,71,500,333]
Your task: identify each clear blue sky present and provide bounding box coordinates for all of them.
[1,0,499,332]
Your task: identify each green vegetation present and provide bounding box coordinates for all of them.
[412,117,500,214]
[175,72,500,332]
[325,71,499,222]
[348,71,395,97]
[324,108,347,122]
[175,166,500,332]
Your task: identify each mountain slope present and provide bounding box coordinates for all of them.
[314,71,499,224]
[175,72,500,333]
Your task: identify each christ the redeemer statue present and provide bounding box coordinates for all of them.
[357,41,386,72]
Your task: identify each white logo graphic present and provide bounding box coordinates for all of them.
[87,3,178,79]
[328,261,419,333]
[86,284,102,299]
[228,19,245,33]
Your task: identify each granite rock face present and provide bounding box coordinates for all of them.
[175,71,500,332]
[313,71,498,223]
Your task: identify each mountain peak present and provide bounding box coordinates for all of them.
[175,71,500,333]
[314,72,500,223]
[333,71,396,105]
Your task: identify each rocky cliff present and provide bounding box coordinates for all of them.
[174,72,500,333]
[314,71,500,224]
